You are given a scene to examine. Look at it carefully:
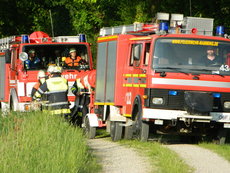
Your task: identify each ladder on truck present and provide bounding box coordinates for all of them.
[0,36,15,52]
[99,23,158,36]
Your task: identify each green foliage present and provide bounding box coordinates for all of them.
[0,112,101,173]
[0,0,229,56]
[1,0,229,37]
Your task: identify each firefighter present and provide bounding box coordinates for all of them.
[31,70,46,101]
[203,46,220,66]
[36,65,71,119]
[25,49,41,69]
[63,48,86,67]
[70,78,89,125]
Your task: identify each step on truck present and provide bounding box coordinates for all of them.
[0,31,93,113]
[80,13,230,144]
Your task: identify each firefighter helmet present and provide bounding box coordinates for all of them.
[28,49,35,54]
[37,70,46,79]
[69,48,76,53]
[47,65,62,74]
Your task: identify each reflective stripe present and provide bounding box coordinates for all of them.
[123,114,131,117]
[50,109,71,115]
[140,84,146,87]
[152,78,230,88]
[94,102,114,106]
[48,102,69,106]
[38,88,44,94]
[46,90,67,94]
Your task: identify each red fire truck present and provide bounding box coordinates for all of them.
[82,13,230,144]
[0,31,93,112]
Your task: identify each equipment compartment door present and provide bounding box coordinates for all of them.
[95,41,117,104]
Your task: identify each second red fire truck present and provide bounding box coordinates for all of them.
[80,13,230,144]
[0,31,93,113]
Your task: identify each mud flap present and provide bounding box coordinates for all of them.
[86,113,99,127]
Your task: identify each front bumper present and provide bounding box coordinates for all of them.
[143,108,230,124]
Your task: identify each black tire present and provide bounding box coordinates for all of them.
[133,105,149,142]
[124,125,133,140]
[84,116,96,139]
[136,120,149,142]
[110,121,122,141]
[10,96,14,111]
[217,129,227,145]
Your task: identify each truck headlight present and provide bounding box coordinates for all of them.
[152,97,164,105]
[224,101,230,109]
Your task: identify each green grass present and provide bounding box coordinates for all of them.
[119,139,193,173]
[0,111,101,173]
[94,128,193,173]
[199,142,230,162]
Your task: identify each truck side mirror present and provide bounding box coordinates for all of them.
[19,52,28,61]
[5,49,11,64]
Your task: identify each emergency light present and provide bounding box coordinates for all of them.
[159,22,169,32]
[216,26,225,36]
[79,34,86,42]
[212,93,221,98]
[21,35,29,43]
[169,90,178,96]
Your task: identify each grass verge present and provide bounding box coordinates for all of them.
[119,139,193,173]
[199,142,230,162]
[94,129,192,173]
[0,111,101,173]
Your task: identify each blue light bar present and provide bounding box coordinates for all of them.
[169,90,178,96]
[79,34,86,42]
[212,93,221,98]
[159,22,169,32]
[216,26,225,36]
[21,35,29,43]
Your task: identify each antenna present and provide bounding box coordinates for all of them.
[189,0,192,16]
[49,10,54,37]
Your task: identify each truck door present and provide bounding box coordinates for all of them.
[123,42,151,116]
[123,42,144,116]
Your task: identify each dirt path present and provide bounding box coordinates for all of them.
[166,144,230,173]
[87,138,152,173]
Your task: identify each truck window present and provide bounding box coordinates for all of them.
[152,38,230,75]
[143,43,150,66]
[11,49,17,70]
[129,43,142,67]
[22,44,89,70]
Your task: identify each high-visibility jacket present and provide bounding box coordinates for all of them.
[64,56,82,66]
[31,78,47,101]
[37,74,70,115]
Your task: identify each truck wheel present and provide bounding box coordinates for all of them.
[217,129,227,145]
[110,121,122,141]
[124,126,133,140]
[84,116,96,139]
[136,120,149,142]
[134,109,149,142]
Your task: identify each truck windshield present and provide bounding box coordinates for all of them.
[22,44,90,70]
[152,38,230,75]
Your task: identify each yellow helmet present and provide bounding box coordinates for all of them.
[47,65,62,74]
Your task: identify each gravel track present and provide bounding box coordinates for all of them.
[88,138,152,173]
[165,144,230,173]
[88,138,230,173]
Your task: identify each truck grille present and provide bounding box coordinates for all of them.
[144,88,230,112]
